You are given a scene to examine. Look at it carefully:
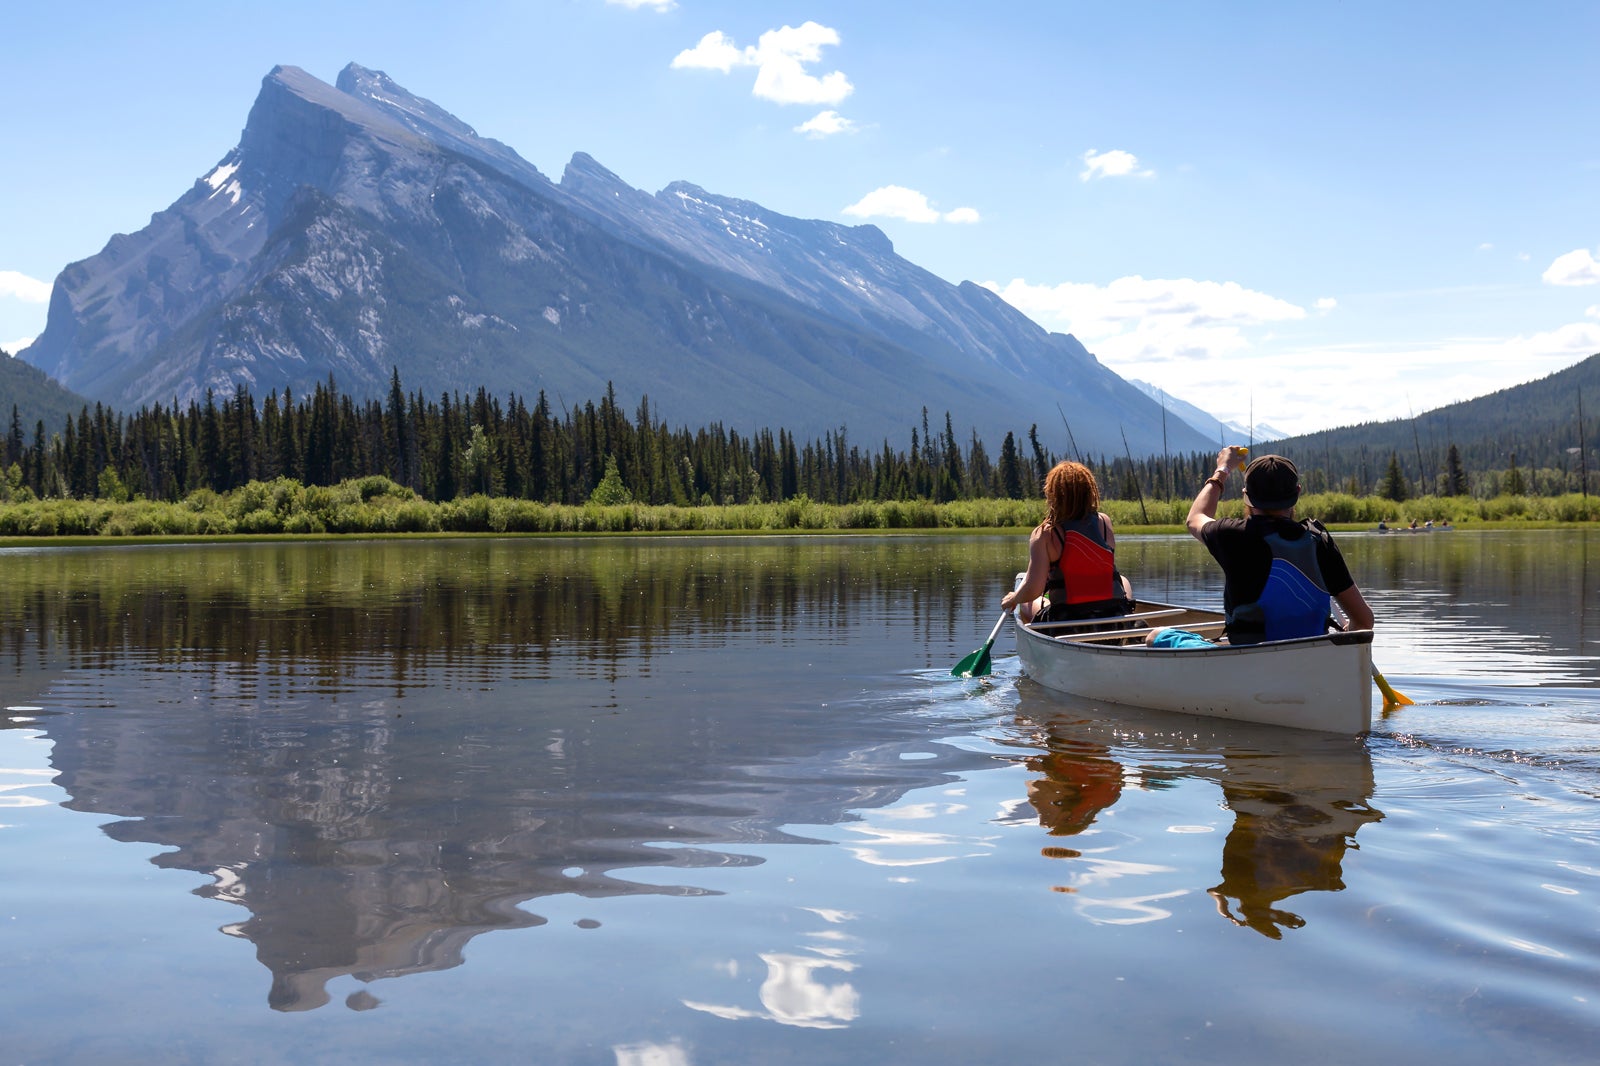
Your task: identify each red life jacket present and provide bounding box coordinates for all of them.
[1044,514,1124,606]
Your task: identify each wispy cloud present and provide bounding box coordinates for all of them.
[843,186,979,225]
[606,0,675,10]
[0,270,51,303]
[986,275,1304,343]
[672,21,852,106]
[794,110,857,138]
[1543,246,1600,286]
[1080,148,1153,182]
[986,273,1600,434]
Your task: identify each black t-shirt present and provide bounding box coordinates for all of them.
[1197,515,1355,620]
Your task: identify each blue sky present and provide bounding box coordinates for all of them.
[2,0,1597,436]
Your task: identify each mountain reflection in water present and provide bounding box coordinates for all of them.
[1014,691,1383,939]
[2,539,999,1011]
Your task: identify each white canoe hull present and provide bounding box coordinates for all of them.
[1013,601,1374,734]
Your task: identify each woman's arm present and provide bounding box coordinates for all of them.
[1002,526,1053,611]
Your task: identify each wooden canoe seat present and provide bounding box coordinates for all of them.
[1027,607,1189,631]
[1062,620,1229,644]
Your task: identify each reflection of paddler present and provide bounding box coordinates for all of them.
[1024,744,1123,837]
[1016,694,1382,937]
[1206,745,1383,939]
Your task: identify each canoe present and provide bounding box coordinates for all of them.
[1012,600,1374,734]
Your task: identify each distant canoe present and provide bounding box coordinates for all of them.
[1013,601,1374,735]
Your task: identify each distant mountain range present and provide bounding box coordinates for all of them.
[15,63,1214,456]
[1128,380,1286,446]
[0,349,90,436]
[1266,352,1600,490]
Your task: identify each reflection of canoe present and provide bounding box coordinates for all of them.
[1014,696,1382,938]
[1013,601,1374,734]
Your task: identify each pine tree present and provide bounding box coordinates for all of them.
[1445,443,1467,496]
[998,432,1025,499]
[1378,452,1408,502]
[1504,452,1526,496]
[1028,424,1048,485]
[5,405,22,468]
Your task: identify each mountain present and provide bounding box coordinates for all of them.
[1262,352,1600,492]
[0,350,91,438]
[18,63,1212,454]
[1129,379,1286,446]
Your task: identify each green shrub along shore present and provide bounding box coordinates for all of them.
[1,474,1597,538]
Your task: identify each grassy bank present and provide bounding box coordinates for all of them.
[2,476,1599,539]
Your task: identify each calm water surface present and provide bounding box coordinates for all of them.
[1,531,1597,1064]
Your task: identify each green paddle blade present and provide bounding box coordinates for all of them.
[951,611,1009,678]
[951,643,994,678]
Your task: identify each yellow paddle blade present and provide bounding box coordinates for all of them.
[1373,667,1414,706]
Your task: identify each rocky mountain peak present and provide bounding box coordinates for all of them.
[335,63,504,162]
[17,62,1209,453]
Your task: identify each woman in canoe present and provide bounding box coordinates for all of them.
[1002,460,1134,625]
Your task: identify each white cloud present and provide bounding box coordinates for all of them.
[4,336,36,354]
[672,30,746,73]
[984,275,1309,427]
[1543,246,1600,286]
[794,110,857,138]
[985,275,1305,344]
[1080,148,1153,182]
[843,186,978,225]
[1259,324,1600,433]
[672,22,853,106]
[0,270,51,303]
[1314,297,1338,312]
[607,0,676,9]
[986,271,1600,434]
[985,270,1600,435]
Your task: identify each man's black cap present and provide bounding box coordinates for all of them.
[1244,454,1300,511]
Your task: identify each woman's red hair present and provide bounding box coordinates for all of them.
[1043,461,1099,529]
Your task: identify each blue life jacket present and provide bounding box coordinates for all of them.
[1228,522,1332,643]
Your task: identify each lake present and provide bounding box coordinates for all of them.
[1,530,1597,1064]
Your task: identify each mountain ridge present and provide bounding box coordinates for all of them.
[18,62,1211,454]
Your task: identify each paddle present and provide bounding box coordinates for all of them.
[951,612,1010,678]
[1330,610,1413,707]
[1373,666,1414,706]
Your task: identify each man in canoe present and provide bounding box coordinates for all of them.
[1153,450,1373,648]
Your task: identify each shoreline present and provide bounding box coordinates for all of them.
[0,519,1588,548]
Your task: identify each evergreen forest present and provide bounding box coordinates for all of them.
[2,355,1599,528]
